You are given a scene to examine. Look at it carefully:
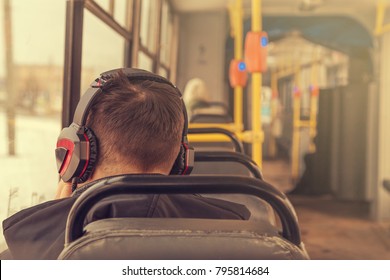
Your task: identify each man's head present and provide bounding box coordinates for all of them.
[56,68,193,190]
[87,71,184,178]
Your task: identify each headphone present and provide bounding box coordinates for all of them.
[55,68,195,183]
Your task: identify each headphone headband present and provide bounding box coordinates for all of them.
[73,68,188,138]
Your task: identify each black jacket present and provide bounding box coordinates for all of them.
[2,177,250,259]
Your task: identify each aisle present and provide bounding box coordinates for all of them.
[291,195,390,259]
[262,159,390,259]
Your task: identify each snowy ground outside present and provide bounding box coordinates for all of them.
[0,110,61,250]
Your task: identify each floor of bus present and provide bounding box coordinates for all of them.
[262,159,390,260]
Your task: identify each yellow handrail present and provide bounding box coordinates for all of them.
[188,130,263,144]
[189,123,240,132]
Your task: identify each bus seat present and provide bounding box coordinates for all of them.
[202,194,276,225]
[57,175,309,260]
[190,113,232,124]
[58,218,308,260]
[191,151,262,179]
[190,113,235,152]
[192,161,252,176]
[191,151,274,224]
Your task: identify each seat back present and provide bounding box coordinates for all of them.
[189,114,236,152]
[192,151,262,178]
[190,113,232,124]
[58,175,309,260]
[59,218,308,260]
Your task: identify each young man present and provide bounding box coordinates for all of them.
[1,68,250,259]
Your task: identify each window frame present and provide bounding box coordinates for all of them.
[63,0,179,128]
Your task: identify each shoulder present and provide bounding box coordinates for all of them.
[2,197,76,259]
[3,197,75,231]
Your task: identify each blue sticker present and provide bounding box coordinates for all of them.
[238,62,246,71]
[261,36,268,47]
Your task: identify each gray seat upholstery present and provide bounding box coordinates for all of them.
[191,151,274,224]
[58,218,308,260]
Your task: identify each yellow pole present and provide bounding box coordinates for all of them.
[375,0,386,35]
[291,66,301,181]
[233,0,244,132]
[309,50,319,153]
[309,93,318,152]
[251,0,263,168]
[375,0,390,35]
[269,70,278,157]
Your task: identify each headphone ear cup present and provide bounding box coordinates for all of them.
[78,127,98,183]
[170,145,186,175]
[170,143,194,175]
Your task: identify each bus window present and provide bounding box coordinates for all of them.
[81,10,126,93]
[139,0,158,54]
[0,0,66,250]
[138,51,153,72]
[159,0,173,67]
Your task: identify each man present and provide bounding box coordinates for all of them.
[1,68,250,259]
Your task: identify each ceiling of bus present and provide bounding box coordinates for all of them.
[257,16,373,53]
[172,0,376,15]
[174,0,376,56]
[171,0,377,32]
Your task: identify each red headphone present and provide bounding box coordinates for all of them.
[55,68,194,183]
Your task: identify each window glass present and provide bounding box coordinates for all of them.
[81,10,126,94]
[140,0,158,53]
[158,66,168,78]
[114,0,132,30]
[0,0,66,249]
[93,0,109,11]
[91,0,132,31]
[138,51,153,72]
[0,2,4,78]
[159,0,173,66]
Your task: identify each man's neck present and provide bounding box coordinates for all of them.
[88,165,169,183]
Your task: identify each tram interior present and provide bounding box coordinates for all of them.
[1,0,390,259]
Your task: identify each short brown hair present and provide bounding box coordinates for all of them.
[86,72,184,172]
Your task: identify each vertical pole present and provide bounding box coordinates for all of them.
[375,0,385,35]
[153,0,163,74]
[123,0,134,67]
[233,0,244,132]
[3,0,15,156]
[131,0,141,67]
[291,66,301,181]
[269,71,278,157]
[251,0,262,167]
[309,50,319,153]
